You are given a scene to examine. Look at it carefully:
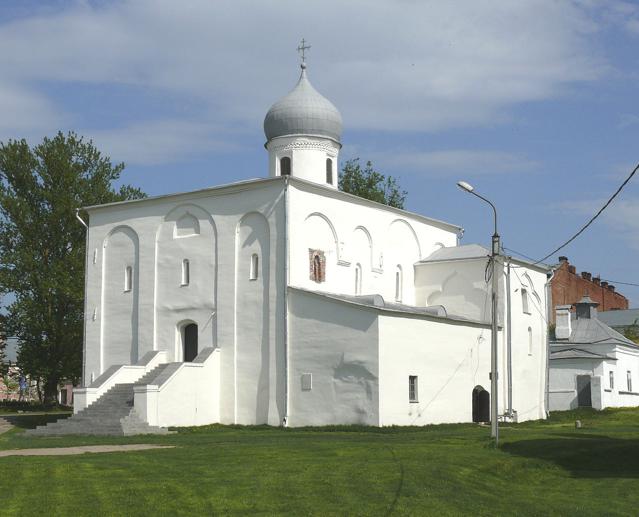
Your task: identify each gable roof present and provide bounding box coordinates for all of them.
[551,316,637,348]
[418,244,551,272]
[550,347,616,361]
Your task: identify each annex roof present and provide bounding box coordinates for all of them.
[551,316,637,348]
[290,287,491,328]
[418,244,551,272]
[549,347,616,361]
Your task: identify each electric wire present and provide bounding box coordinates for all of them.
[529,161,639,265]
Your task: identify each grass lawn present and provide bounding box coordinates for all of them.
[0,408,638,516]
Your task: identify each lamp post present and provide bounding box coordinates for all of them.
[457,180,500,445]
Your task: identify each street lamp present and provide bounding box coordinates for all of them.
[457,180,500,445]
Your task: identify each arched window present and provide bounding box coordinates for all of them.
[124,266,133,292]
[250,253,259,280]
[326,158,333,184]
[280,156,291,176]
[181,259,190,286]
[395,265,403,302]
[521,289,530,314]
[355,263,362,295]
[528,326,533,355]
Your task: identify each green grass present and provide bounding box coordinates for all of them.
[1,408,638,516]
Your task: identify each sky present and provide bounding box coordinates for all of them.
[0,0,638,305]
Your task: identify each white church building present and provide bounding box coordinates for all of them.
[31,58,551,435]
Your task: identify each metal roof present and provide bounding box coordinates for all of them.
[550,347,616,361]
[264,64,342,143]
[551,316,637,348]
[417,244,551,271]
[598,308,639,328]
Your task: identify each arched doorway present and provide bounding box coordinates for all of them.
[183,323,198,362]
[472,386,490,423]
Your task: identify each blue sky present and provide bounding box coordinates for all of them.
[1,0,638,305]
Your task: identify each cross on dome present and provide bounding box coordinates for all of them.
[297,38,311,66]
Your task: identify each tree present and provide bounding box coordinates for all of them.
[339,158,407,209]
[0,132,145,403]
[624,319,639,344]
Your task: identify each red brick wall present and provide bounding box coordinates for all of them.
[551,258,628,321]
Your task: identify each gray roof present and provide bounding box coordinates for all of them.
[418,244,551,272]
[550,347,616,361]
[418,244,490,263]
[291,287,491,327]
[598,309,639,328]
[264,64,342,143]
[551,316,637,348]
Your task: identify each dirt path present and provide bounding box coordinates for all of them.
[0,444,175,457]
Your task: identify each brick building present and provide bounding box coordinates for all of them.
[551,257,629,321]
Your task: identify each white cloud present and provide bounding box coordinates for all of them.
[83,119,240,166]
[368,149,537,177]
[0,0,611,138]
[553,196,639,251]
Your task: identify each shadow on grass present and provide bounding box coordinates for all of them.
[1,413,71,430]
[502,433,639,478]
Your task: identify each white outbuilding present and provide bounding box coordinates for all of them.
[549,296,639,410]
[31,59,551,435]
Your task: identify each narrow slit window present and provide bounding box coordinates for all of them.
[280,156,291,176]
[610,371,614,390]
[628,370,633,392]
[326,158,333,184]
[181,259,190,286]
[409,375,418,403]
[124,266,133,292]
[250,253,259,280]
[355,263,362,295]
[528,327,533,355]
[395,265,403,302]
[521,289,530,314]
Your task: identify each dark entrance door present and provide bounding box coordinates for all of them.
[576,375,592,407]
[472,386,490,423]
[184,323,198,362]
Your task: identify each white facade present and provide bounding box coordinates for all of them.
[74,62,551,429]
[549,301,639,411]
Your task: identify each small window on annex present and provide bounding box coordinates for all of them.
[528,327,533,355]
[395,265,403,302]
[181,259,190,286]
[124,266,133,292]
[521,289,530,314]
[250,253,259,280]
[609,371,615,390]
[280,156,291,176]
[354,263,362,295]
[409,375,418,403]
[326,158,333,184]
[627,370,633,392]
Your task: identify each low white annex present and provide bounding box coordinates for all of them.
[549,296,639,411]
[57,58,551,433]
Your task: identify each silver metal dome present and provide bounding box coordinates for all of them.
[264,65,343,143]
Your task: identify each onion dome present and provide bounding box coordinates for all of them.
[264,63,343,143]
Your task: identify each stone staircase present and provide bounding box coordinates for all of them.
[27,364,174,436]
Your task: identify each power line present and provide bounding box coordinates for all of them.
[529,161,639,265]
[600,279,639,288]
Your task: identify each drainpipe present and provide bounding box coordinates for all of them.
[283,176,290,427]
[506,257,513,417]
[544,266,556,417]
[76,209,89,387]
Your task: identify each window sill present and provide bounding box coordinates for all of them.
[619,391,639,396]
[409,400,419,404]
[604,388,612,392]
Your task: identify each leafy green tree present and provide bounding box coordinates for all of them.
[0,313,7,377]
[339,158,407,209]
[0,132,145,403]
[624,319,639,344]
